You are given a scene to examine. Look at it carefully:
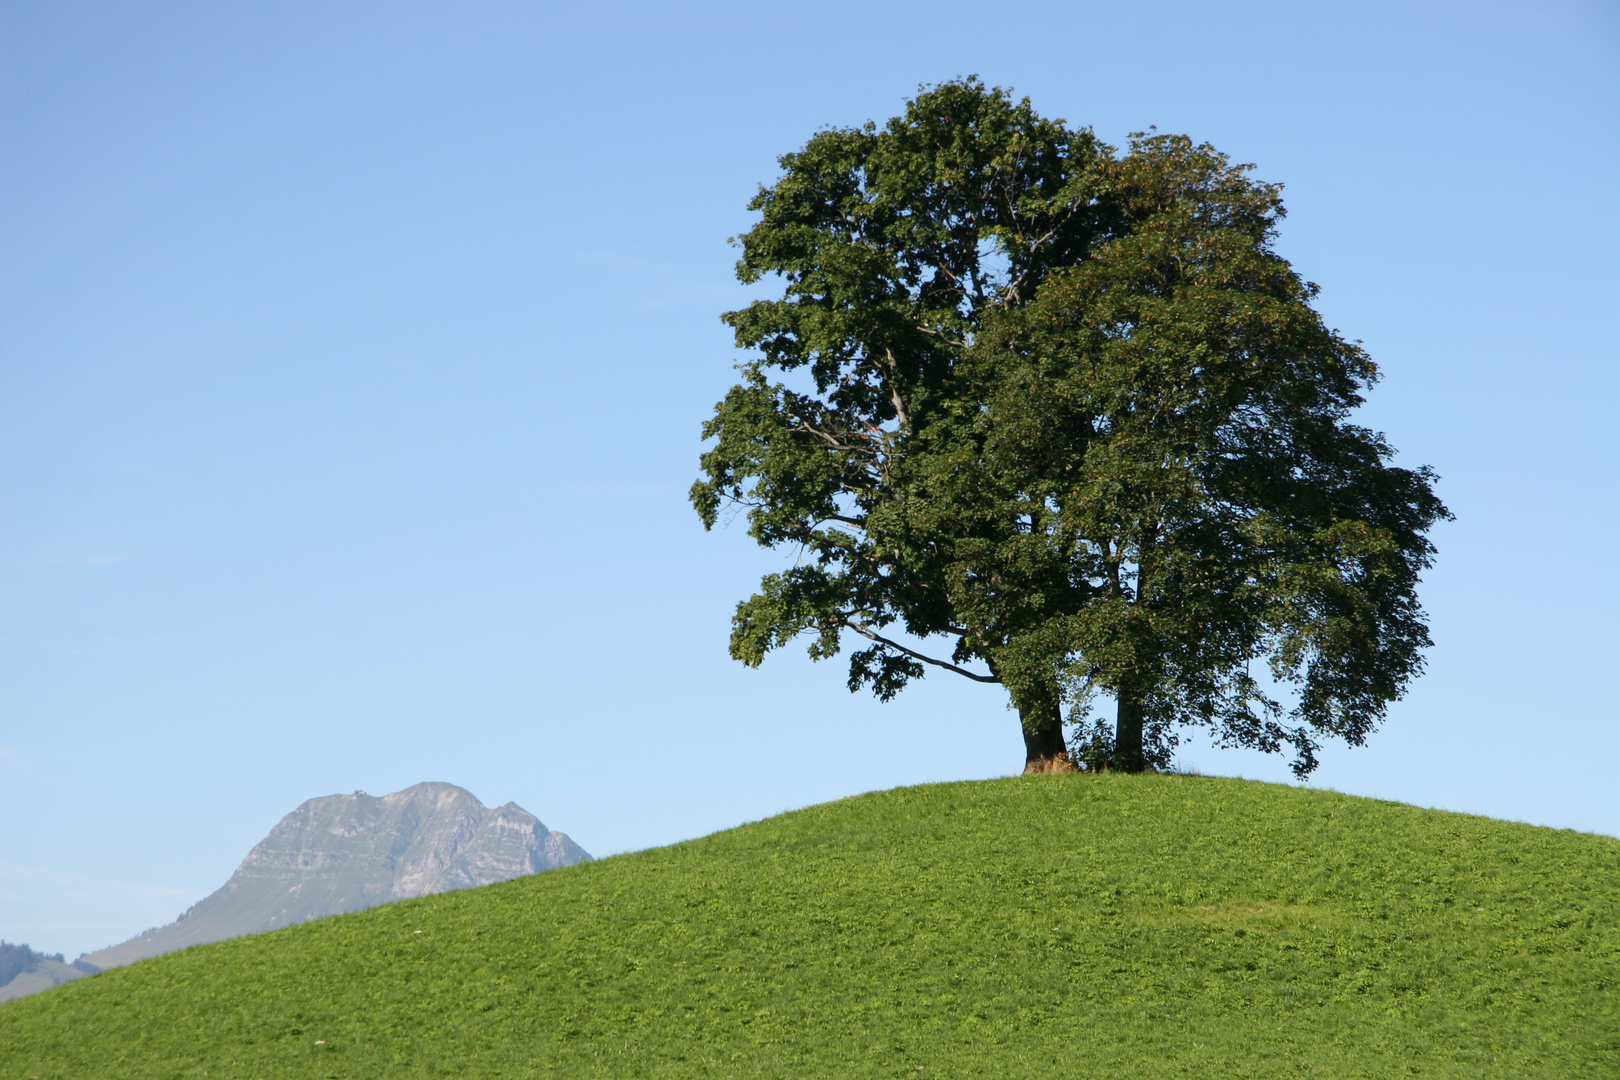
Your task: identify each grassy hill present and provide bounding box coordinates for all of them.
[2,775,1616,1078]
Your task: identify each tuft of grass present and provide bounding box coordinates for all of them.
[2,775,1617,1078]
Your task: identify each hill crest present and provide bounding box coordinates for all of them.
[6,776,1615,1077]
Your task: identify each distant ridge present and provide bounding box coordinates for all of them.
[81,782,590,972]
[0,943,99,1003]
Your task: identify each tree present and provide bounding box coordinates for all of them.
[691,80,1449,776]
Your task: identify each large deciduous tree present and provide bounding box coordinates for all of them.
[691,80,1448,776]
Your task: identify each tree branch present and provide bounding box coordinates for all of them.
[914,322,971,349]
[842,619,1001,683]
[788,420,867,454]
[879,349,911,433]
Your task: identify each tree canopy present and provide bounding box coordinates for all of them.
[691,79,1449,776]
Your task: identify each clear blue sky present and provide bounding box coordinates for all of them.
[3,1,1616,960]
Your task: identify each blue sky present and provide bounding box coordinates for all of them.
[2,1,1616,960]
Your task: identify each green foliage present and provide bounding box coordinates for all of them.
[692,80,1449,771]
[5,777,1616,1078]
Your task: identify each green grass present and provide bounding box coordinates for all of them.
[3,775,1617,1078]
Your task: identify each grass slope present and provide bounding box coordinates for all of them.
[3,775,1616,1078]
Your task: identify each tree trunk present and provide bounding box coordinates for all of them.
[1113,692,1147,773]
[1020,698,1075,774]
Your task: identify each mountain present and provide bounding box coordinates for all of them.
[0,943,99,1004]
[78,782,589,973]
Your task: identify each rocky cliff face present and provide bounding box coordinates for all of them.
[79,782,589,972]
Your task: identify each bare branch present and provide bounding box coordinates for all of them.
[1003,208,1077,305]
[789,422,867,454]
[842,619,1000,683]
[880,349,910,433]
[914,322,971,349]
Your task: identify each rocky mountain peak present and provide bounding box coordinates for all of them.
[76,782,589,974]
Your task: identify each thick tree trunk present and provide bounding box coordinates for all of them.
[1112,692,1147,773]
[1020,698,1075,774]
